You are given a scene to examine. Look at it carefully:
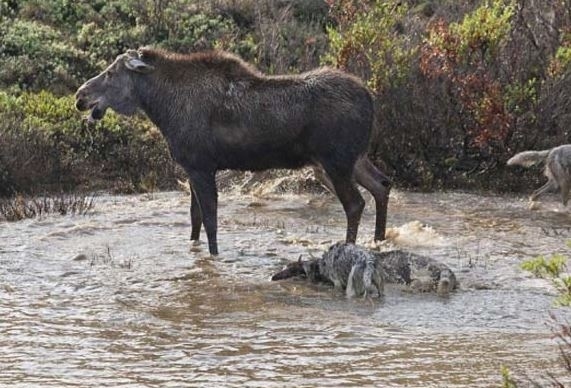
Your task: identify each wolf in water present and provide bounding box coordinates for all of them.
[272,243,384,298]
[272,243,457,296]
[507,144,571,206]
[378,250,457,295]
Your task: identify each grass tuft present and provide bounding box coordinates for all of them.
[0,193,95,221]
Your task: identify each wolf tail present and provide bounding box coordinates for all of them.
[507,149,551,168]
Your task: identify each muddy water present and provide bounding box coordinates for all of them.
[1,188,571,387]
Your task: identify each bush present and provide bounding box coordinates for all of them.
[323,0,415,91]
[0,90,180,196]
[420,0,516,149]
[1,0,571,194]
[0,19,94,93]
[521,251,571,306]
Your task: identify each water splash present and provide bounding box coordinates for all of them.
[384,220,446,248]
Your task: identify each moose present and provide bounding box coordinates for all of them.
[75,48,391,255]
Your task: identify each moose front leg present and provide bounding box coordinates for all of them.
[187,170,219,256]
[190,189,202,243]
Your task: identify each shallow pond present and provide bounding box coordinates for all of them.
[1,188,571,387]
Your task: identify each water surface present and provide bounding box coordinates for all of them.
[1,188,571,387]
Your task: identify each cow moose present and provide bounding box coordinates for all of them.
[75,48,391,255]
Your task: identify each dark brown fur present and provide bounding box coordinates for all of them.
[76,48,391,255]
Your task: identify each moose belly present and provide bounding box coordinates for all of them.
[212,122,311,171]
[217,141,310,171]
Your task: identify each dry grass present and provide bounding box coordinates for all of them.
[0,193,95,221]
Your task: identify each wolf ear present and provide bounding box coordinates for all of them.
[125,57,155,74]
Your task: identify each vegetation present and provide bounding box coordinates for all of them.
[521,243,571,306]
[0,0,571,196]
[501,313,571,387]
[0,193,95,221]
[0,90,178,196]
[499,245,571,386]
[322,0,415,91]
[500,365,518,388]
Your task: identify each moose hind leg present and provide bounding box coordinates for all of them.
[354,156,391,241]
[312,165,336,194]
[323,166,365,243]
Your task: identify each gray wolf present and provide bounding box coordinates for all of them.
[507,144,571,206]
[272,243,457,296]
[75,48,391,255]
[272,242,384,298]
[377,250,457,295]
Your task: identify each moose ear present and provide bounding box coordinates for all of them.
[297,255,303,264]
[125,57,155,74]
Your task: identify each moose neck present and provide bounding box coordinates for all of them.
[134,75,186,137]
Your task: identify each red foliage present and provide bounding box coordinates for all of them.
[420,19,512,149]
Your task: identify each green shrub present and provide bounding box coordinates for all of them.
[323,0,415,91]
[0,90,179,195]
[0,19,94,93]
[549,32,571,76]
[521,252,571,306]
[158,13,242,53]
[76,22,150,65]
[521,254,566,278]
[449,0,515,61]
[420,0,516,149]
[500,365,518,388]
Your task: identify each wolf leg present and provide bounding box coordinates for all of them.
[561,182,570,206]
[530,179,557,202]
[549,160,570,206]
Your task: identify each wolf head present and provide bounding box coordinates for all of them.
[271,256,324,282]
[271,256,306,281]
[437,269,454,295]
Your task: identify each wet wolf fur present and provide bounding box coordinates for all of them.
[507,144,571,206]
[75,48,391,255]
[272,243,384,298]
[272,243,457,296]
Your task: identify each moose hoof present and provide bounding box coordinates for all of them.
[190,243,202,253]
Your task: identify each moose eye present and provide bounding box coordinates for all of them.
[105,70,113,78]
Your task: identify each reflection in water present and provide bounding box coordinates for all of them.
[1,189,571,387]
